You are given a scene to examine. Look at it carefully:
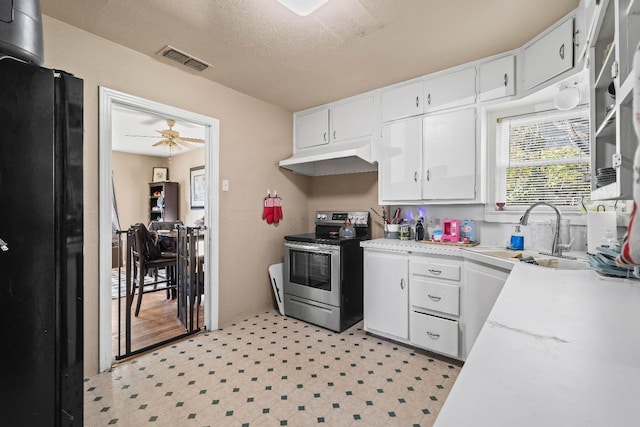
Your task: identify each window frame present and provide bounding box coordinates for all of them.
[484,103,592,225]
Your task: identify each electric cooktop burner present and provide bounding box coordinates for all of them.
[284,211,371,245]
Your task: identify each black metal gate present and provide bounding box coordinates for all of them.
[113,225,204,360]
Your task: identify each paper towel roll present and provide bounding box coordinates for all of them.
[587,211,617,253]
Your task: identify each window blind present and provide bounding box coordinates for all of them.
[495,106,591,207]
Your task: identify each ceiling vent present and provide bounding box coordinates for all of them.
[157,45,212,72]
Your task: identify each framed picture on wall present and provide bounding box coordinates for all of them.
[152,167,168,182]
[190,165,205,209]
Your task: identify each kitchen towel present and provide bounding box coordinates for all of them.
[263,193,274,224]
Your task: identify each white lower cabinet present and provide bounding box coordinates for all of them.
[463,259,511,356]
[410,311,459,358]
[363,250,409,340]
[362,246,514,361]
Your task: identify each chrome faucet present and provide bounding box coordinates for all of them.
[519,202,568,257]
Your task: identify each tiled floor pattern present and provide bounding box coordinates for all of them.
[85,310,461,426]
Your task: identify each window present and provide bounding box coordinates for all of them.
[495,106,590,209]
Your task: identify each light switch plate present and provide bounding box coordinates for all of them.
[222,179,229,191]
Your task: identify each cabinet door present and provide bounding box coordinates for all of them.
[463,261,510,356]
[294,108,329,150]
[423,67,476,113]
[363,251,409,339]
[479,55,515,101]
[381,81,423,122]
[422,108,476,200]
[523,18,574,91]
[330,95,374,143]
[379,116,423,201]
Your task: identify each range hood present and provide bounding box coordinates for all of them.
[279,141,377,176]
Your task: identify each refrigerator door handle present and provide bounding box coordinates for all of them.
[0,238,8,251]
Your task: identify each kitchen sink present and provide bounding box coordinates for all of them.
[472,248,591,270]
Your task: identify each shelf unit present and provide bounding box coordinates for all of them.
[590,0,639,200]
[149,181,179,223]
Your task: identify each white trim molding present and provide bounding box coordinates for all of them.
[98,87,220,372]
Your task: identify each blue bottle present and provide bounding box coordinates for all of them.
[510,225,524,250]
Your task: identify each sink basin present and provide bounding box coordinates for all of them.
[473,248,590,270]
[533,256,590,270]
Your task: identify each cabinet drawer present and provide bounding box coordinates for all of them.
[410,279,459,316]
[411,260,461,281]
[410,311,459,357]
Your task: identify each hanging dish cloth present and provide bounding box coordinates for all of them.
[273,191,283,224]
[617,42,640,266]
[262,190,274,224]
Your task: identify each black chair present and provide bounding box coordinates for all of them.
[127,224,177,317]
[148,220,183,232]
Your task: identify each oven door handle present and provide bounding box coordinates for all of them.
[285,243,339,254]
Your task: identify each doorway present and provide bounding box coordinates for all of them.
[98,88,220,372]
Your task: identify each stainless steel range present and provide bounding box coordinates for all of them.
[283,211,371,332]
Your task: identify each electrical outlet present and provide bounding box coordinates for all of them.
[425,216,437,226]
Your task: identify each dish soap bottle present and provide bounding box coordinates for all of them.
[510,225,524,250]
[415,218,425,241]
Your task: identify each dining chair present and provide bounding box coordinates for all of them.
[128,224,177,317]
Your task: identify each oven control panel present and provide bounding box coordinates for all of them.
[315,211,370,227]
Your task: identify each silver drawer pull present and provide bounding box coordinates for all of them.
[428,294,441,302]
[0,238,8,252]
[428,269,442,275]
[400,278,405,290]
[427,331,440,340]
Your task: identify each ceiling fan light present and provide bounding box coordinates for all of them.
[276,0,328,16]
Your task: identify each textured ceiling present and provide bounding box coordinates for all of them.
[41,0,579,112]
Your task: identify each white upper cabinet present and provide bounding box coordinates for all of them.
[379,116,423,201]
[294,94,375,151]
[422,108,476,200]
[523,17,575,91]
[381,80,424,122]
[294,108,330,150]
[379,108,477,203]
[423,67,476,113]
[479,55,515,101]
[329,95,375,143]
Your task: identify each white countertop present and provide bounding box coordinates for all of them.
[360,238,465,257]
[434,263,640,427]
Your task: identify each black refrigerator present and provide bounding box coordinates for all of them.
[0,57,83,425]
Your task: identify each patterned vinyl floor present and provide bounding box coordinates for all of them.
[85,310,461,426]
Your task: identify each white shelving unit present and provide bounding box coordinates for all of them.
[590,0,639,200]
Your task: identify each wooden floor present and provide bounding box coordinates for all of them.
[111,290,204,359]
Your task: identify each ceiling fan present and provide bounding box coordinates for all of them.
[127,119,204,159]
